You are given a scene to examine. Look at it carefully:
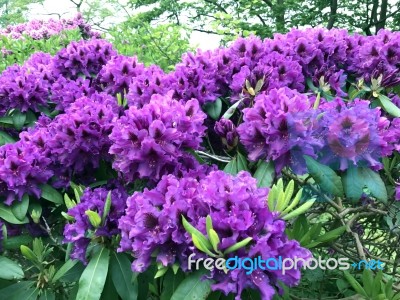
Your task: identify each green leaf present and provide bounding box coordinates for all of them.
[223,157,238,175]
[306,77,318,92]
[378,94,400,117]
[314,226,347,243]
[20,245,37,262]
[12,110,26,130]
[39,290,56,300]
[203,98,222,120]
[100,272,119,300]
[0,116,14,126]
[0,281,35,299]
[160,270,185,300]
[254,161,275,188]
[0,203,29,224]
[3,235,33,250]
[2,281,38,300]
[76,247,110,300]
[52,259,79,283]
[343,271,368,297]
[304,155,344,197]
[85,210,102,228]
[206,215,213,238]
[154,267,168,279]
[236,152,249,172]
[192,235,217,257]
[343,167,388,203]
[59,261,85,283]
[11,194,29,221]
[282,199,316,220]
[40,184,63,204]
[0,131,15,145]
[181,215,212,251]
[170,269,212,300]
[208,229,220,253]
[0,256,24,280]
[222,98,244,119]
[110,253,138,300]
[102,191,112,224]
[362,269,373,296]
[224,237,253,255]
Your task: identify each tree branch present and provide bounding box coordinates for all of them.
[327,0,338,29]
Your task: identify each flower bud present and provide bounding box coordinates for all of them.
[214,119,238,151]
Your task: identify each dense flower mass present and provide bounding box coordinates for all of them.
[317,98,393,170]
[0,64,49,115]
[1,24,400,299]
[50,76,95,111]
[64,184,128,262]
[109,92,206,182]
[53,39,116,79]
[237,87,321,173]
[41,93,118,178]
[0,14,99,40]
[0,140,53,205]
[127,65,170,107]
[119,170,311,299]
[96,55,144,95]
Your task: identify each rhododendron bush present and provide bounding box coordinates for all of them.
[0,23,399,300]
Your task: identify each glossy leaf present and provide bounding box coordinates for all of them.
[203,98,222,120]
[40,184,63,204]
[110,253,138,300]
[0,203,29,224]
[11,194,29,221]
[170,269,212,300]
[0,256,24,280]
[254,161,274,188]
[76,247,110,300]
[304,155,344,197]
[343,167,387,203]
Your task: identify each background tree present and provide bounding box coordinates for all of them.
[0,0,43,27]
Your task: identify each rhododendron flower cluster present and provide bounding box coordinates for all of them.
[0,25,399,300]
[237,87,322,173]
[0,65,49,114]
[316,98,394,170]
[0,14,99,40]
[28,94,118,183]
[118,170,311,299]
[53,39,116,79]
[127,65,170,107]
[0,141,53,205]
[109,92,206,182]
[97,55,144,95]
[63,184,128,262]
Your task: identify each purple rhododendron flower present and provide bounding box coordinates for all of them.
[23,93,118,185]
[109,92,206,182]
[237,87,322,173]
[51,76,95,111]
[53,39,116,79]
[0,141,53,205]
[317,98,393,170]
[395,184,400,201]
[214,119,238,151]
[96,55,144,95]
[0,14,99,40]
[0,65,49,115]
[119,170,310,300]
[128,65,170,107]
[64,184,128,262]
